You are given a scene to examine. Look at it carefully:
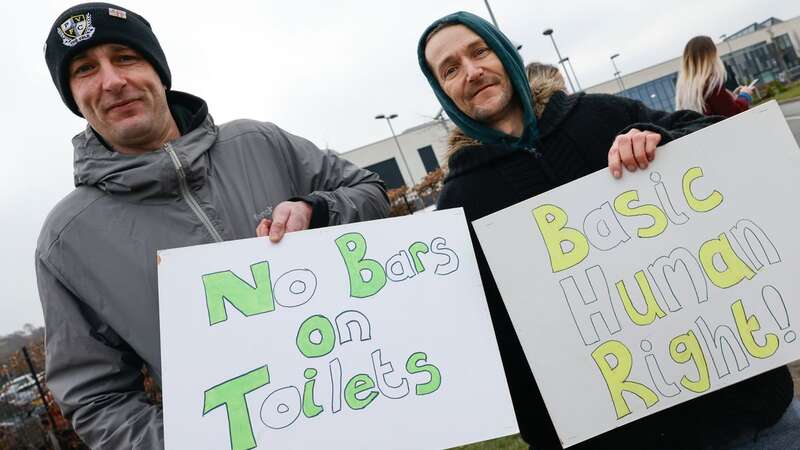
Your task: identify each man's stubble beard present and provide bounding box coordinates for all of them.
[106,105,170,151]
[470,85,514,124]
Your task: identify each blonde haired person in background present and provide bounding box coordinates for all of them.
[675,35,755,117]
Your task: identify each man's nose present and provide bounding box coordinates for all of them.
[98,63,126,92]
[464,60,484,82]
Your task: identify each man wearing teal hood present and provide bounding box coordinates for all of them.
[418,11,797,450]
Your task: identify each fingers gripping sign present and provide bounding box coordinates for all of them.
[608,128,662,179]
[255,219,272,238]
[255,201,313,242]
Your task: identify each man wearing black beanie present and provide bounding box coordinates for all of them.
[36,3,388,448]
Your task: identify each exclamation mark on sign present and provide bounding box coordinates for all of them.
[762,285,796,343]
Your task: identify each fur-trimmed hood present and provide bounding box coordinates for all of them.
[444,81,571,170]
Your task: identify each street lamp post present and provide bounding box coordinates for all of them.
[483,0,499,29]
[481,1,524,50]
[543,28,577,93]
[375,113,416,187]
[610,53,626,92]
[562,57,582,91]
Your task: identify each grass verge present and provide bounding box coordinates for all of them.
[756,82,800,105]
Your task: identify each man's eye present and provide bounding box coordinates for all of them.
[73,64,94,75]
[117,54,138,62]
[443,66,458,80]
[475,47,490,57]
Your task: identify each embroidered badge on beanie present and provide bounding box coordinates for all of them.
[57,13,96,47]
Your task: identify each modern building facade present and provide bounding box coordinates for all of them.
[339,120,451,189]
[586,16,800,111]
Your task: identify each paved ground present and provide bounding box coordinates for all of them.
[779,98,800,144]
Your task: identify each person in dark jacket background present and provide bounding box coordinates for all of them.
[37,3,388,449]
[676,35,755,118]
[418,11,797,450]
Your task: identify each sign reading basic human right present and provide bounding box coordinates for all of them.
[473,101,800,447]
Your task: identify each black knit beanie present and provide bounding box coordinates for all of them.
[44,3,171,117]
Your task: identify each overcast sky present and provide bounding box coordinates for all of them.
[2,0,797,335]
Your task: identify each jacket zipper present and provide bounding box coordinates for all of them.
[163,143,224,243]
[525,146,543,158]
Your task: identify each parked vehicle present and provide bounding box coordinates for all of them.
[1,375,37,406]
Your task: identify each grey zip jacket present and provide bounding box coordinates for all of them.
[35,92,388,449]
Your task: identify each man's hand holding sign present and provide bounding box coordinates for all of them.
[608,128,662,177]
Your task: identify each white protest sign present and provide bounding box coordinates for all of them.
[473,101,800,447]
[157,208,517,450]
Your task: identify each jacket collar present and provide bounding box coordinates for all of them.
[445,91,583,182]
[72,90,218,202]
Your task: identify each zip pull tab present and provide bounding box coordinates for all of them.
[526,145,559,184]
[526,146,543,159]
[163,143,224,243]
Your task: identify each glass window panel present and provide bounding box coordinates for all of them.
[366,158,405,189]
[416,145,439,173]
